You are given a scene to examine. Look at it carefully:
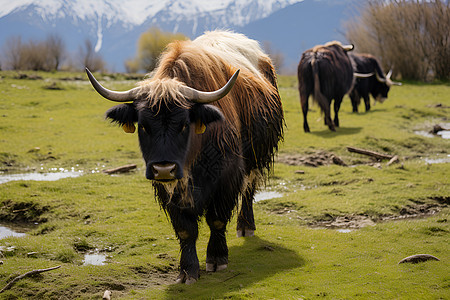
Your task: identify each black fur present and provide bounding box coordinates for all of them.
[298,43,354,132]
[102,58,283,284]
[349,53,390,112]
[105,103,137,126]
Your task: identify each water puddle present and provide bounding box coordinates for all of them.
[414,123,450,139]
[436,130,450,139]
[83,253,107,266]
[336,229,353,233]
[0,225,27,239]
[423,154,450,164]
[414,131,435,138]
[254,191,283,202]
[0,171,83,184]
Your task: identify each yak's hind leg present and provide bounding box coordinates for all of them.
[333,96,343,128]
[237,178,257,238]
[300,90,311,133]
[350,90,360,113]
[363,94,371,112]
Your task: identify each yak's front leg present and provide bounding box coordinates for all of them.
[205,215,229,272]
[205,175,239,272]
[167,205,200,284]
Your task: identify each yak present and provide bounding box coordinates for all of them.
[349,53,401,113]
[86,30,284,284]
[297,41,354,132]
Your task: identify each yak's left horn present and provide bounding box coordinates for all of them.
[180,69,240,104]
[342,44,354,52]
[86,68,140,102]
[376,69,402,86]
[386,69,393,80]
[375,71,387,84]
[354,72,374,78]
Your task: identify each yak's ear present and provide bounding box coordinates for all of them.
[190,104,224,134]
[105,103,138,133]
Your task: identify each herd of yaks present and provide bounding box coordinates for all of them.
[297,40,401,132]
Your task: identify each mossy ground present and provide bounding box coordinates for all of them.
[0,71,448,299]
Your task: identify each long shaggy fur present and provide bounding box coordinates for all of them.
[140,31,283,176]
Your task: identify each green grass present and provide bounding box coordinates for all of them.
[0,71,449,299]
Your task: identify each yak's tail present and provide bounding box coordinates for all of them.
[311,56,328,113]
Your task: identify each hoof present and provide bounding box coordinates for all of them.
[176,273,198,284]
[175,277,184,284]
[216,264,228,271]
[206,263,215,272]
[206,262,228,272]
[185,277,197,285]
[237,228,255,238]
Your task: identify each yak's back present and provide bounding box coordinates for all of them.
[149,31,283,173]
[298,41,354,98]
[193,31,268,79]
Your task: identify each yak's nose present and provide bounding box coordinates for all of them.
[151,163,177,181]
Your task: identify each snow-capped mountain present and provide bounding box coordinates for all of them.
[0,0,357,72]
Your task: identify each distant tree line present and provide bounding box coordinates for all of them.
[345,0,450,81]
[0,34,106,72]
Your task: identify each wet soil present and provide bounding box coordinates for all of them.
[277,151,347,167]
[0,199,49,223]
[309,198,448,229]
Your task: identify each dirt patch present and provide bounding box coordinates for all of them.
[277,151,347,167]
[379,202,445,222]
[0,199,49,223]
[310,199,448,229]
[15,73,43,80]
[311,215,376,229]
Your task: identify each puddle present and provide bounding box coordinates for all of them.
[0,171,83,184]
[436,130,450,139]
[254,191,283,202]
[0,225,27,239]
[83,253,107,266]
[424,154,450,164]
[414,131,435,138]
[336,229,353,233]
[414,123,450,139]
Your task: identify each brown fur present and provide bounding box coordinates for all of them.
[138,39,282,157]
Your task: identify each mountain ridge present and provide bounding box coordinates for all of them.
[0,0,358,72]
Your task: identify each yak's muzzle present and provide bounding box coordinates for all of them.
[148,163,178,181]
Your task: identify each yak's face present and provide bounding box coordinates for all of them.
[138,104,191,181]
[106,102,224,182]
[85,68,238,182]
[374,83,390,103]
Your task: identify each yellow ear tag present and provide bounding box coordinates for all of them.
[122,123,136,133]
[195,120,206,134]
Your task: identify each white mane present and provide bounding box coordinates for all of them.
[193,30,268,79]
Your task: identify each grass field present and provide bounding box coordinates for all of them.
[0,70,448,299]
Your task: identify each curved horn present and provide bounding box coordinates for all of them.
[86,68,140,102]
[342,44,354,52]
[375,71,387,84]
[385,69,402,85]
[354,72,374,78]
[180,69,240,104]
[386,69,393,80]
